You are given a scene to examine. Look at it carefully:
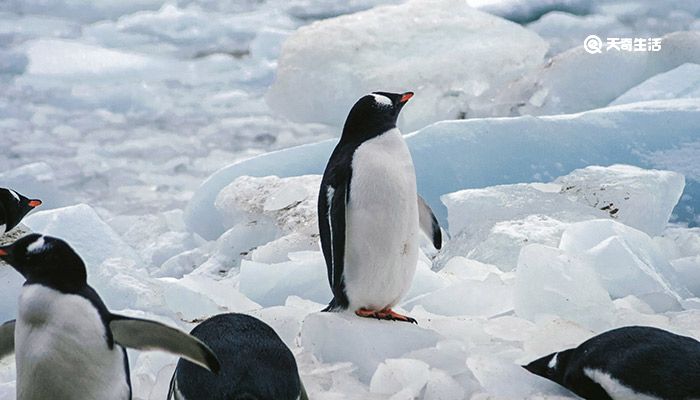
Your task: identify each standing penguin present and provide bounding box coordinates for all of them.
[523,326,700,399]
[0,188,42,235]
[318,91,442,323]
[168,313,307,400]
[0,234,220,400]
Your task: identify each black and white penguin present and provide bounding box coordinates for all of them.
[0,234,220,400]
[523,326,700,399]
[318,91,442,323]
[168,313,307,400]
[0,188,41,235]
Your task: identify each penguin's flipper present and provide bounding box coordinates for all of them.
[417,195,442,249]
[299,380,309,400]
[109,315,220,374]
[319,179,349,309]
[167,371,178,400]
[0,320,15,359]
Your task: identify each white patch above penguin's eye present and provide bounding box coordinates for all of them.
[27,236,46,254]
[547,353,558,369]
[371,94,392,107]
[8,190,20,202]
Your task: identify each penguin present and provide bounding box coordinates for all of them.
[0,234,220,400]
[523,326,700,400]
[318,91,442,323]
[0,188,42,235]
[168,313,308,400]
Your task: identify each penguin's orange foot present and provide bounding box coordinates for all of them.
[354,308,417,324]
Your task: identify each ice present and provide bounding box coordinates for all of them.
[403,274,514,317]
[440,182,601,271]
[511,31,700,117]
[423,368,468,400]
[438,164,682,271]
[24,39,162,76]
[611,63,700,106]
[2,0,166,23]
[251,303,310,349]
[186,99,700,239]
[672,257,700,297]
[84,4,295,59]
[2,0,700,398]
[284,0,403,20]
[515,244,615,331]
[560,219,689,311]
[23,204,141,266]
[266,0,548,131]
[467,354,570,398]
[0,162,68,210]
[0,49,27,76]
[239,251,331,307]
[528,12,631,55]
[467,0,592,24]
[215,175,320,235]
[301,312,442,382]
[521,317,595,359]
[555,164,685,236]
[369,358,430,397]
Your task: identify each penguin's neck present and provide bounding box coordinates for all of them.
[340,120,397,145]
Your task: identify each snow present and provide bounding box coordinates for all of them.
[2,0,700,398]
[267,0,548,131]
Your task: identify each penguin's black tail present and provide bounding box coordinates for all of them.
[322,298,343,312]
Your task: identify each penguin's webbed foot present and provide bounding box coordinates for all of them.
[355,308,417,324]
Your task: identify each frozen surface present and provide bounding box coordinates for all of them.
[267,0,548,131]
[2,0,700,398]
[509,32,700,117]
[187,99,700,239]
[515,243,615,331]
[610,63,700,106]
[560,219,689,312]
[467,0,592,24]
[555,164,684,236]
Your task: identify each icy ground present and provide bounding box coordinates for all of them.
[1,0,700,399]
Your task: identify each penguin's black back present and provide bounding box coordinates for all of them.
[531,326,700,399]
[570,326,700,398]
[173,313,303,400]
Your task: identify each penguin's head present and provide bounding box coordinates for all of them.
[341,91,413,143]
[522,349,573,385]
[0,188,42,233]
[0,234,87,292]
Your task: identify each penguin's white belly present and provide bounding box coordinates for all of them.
[15,285,130,400]
[344,129,419,310]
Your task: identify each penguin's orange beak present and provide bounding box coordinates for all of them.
[400,92,414,103]
[28,199,42,208]
[0,249,7,256]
